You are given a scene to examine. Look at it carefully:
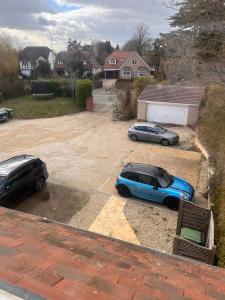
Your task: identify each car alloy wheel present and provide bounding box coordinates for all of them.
[166,198,179,210]
[118,185,130,197]
[161,139,169,146]
[130,135,138,141]
[35,177,45,192]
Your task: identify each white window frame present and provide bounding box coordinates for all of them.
[109,57,116,64]
[122,69,132,77]
[132,59,138,65]
[58,60,64,65]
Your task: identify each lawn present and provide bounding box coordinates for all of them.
[1,95,82,119]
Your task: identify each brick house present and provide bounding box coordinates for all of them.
[55,50,102,77]
[104,50,152,79]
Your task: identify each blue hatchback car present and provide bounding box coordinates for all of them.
[115,163,195,210]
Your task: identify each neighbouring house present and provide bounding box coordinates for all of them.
[104,50,153,79]
[137,84,205,126]
[55,50,102,77]
[20,46,55,78]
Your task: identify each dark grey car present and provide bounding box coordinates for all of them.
[0,109,8,122]
[128,122,179,146]
[0,155,48,207]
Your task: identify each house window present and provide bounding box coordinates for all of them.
[122,68,132,77]
[58,60,64,65]
[132,60,137,65]
[137,68,149,77]
[109,58,116,64]
[83,60,87,65]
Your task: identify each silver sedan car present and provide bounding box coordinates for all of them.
[128,122,179,146]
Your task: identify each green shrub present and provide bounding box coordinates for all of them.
[76,79,92,108]
[133,76,155,97]
[0,78,25,98]
[31,80,54,95]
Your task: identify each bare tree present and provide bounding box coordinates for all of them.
[122,23,151,57]
[134,23,151,57]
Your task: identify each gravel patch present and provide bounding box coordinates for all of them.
[124,199,177,253]
[165,125,195,150]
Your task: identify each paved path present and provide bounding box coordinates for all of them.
[89,195,140,244]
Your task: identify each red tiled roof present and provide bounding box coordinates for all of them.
[104,50,134,70]
[139,85,205,106]
[0,207,224,300]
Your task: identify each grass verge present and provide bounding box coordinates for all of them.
[199,84,225,267]
[1,95,82,119]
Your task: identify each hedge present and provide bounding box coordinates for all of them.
[76,80,92,108]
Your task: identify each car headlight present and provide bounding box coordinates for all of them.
[180,193,188,200]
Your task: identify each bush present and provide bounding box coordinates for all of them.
[31,80,54,95]
[76,79,92,108]
[199,84,225,267]
[0,78,25,98]
[49,79,75,97]
[0,92,3,102]
[113,87,135,121]
[133,76,155,97]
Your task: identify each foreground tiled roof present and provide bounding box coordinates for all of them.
[0,208,225,300]
[139,85,205,105]
[104,50,134,70]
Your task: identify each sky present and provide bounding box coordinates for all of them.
[0,0,173,52]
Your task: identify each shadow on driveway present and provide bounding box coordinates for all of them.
[14,182,89,224]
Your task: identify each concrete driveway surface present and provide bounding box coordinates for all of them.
[0,112,202,253]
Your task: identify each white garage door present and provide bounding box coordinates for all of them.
[146,103,189,126]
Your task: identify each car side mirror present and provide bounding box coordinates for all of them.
[154,132,158,135]
[5,185,11,191]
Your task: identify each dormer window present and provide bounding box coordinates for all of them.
[109,57,116,64]
[132,59,137,65]
[58,60,64,65]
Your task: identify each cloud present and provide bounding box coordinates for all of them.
[0,0,173,51]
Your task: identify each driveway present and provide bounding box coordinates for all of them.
[0,112,203,253]
[93,88,120,112]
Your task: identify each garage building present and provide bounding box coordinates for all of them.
[137,85,205,126]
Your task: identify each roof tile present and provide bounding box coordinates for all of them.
[139,85,205,105]
[0,207,224,300]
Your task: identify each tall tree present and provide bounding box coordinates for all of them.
[170,0,225,58]
[35,60,52,78]
[67,39,81,51]
[122,23,151,57]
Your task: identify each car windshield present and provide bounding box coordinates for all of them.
[157,168,172,187]
[155,126,167,134]
[0,176,5,191]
